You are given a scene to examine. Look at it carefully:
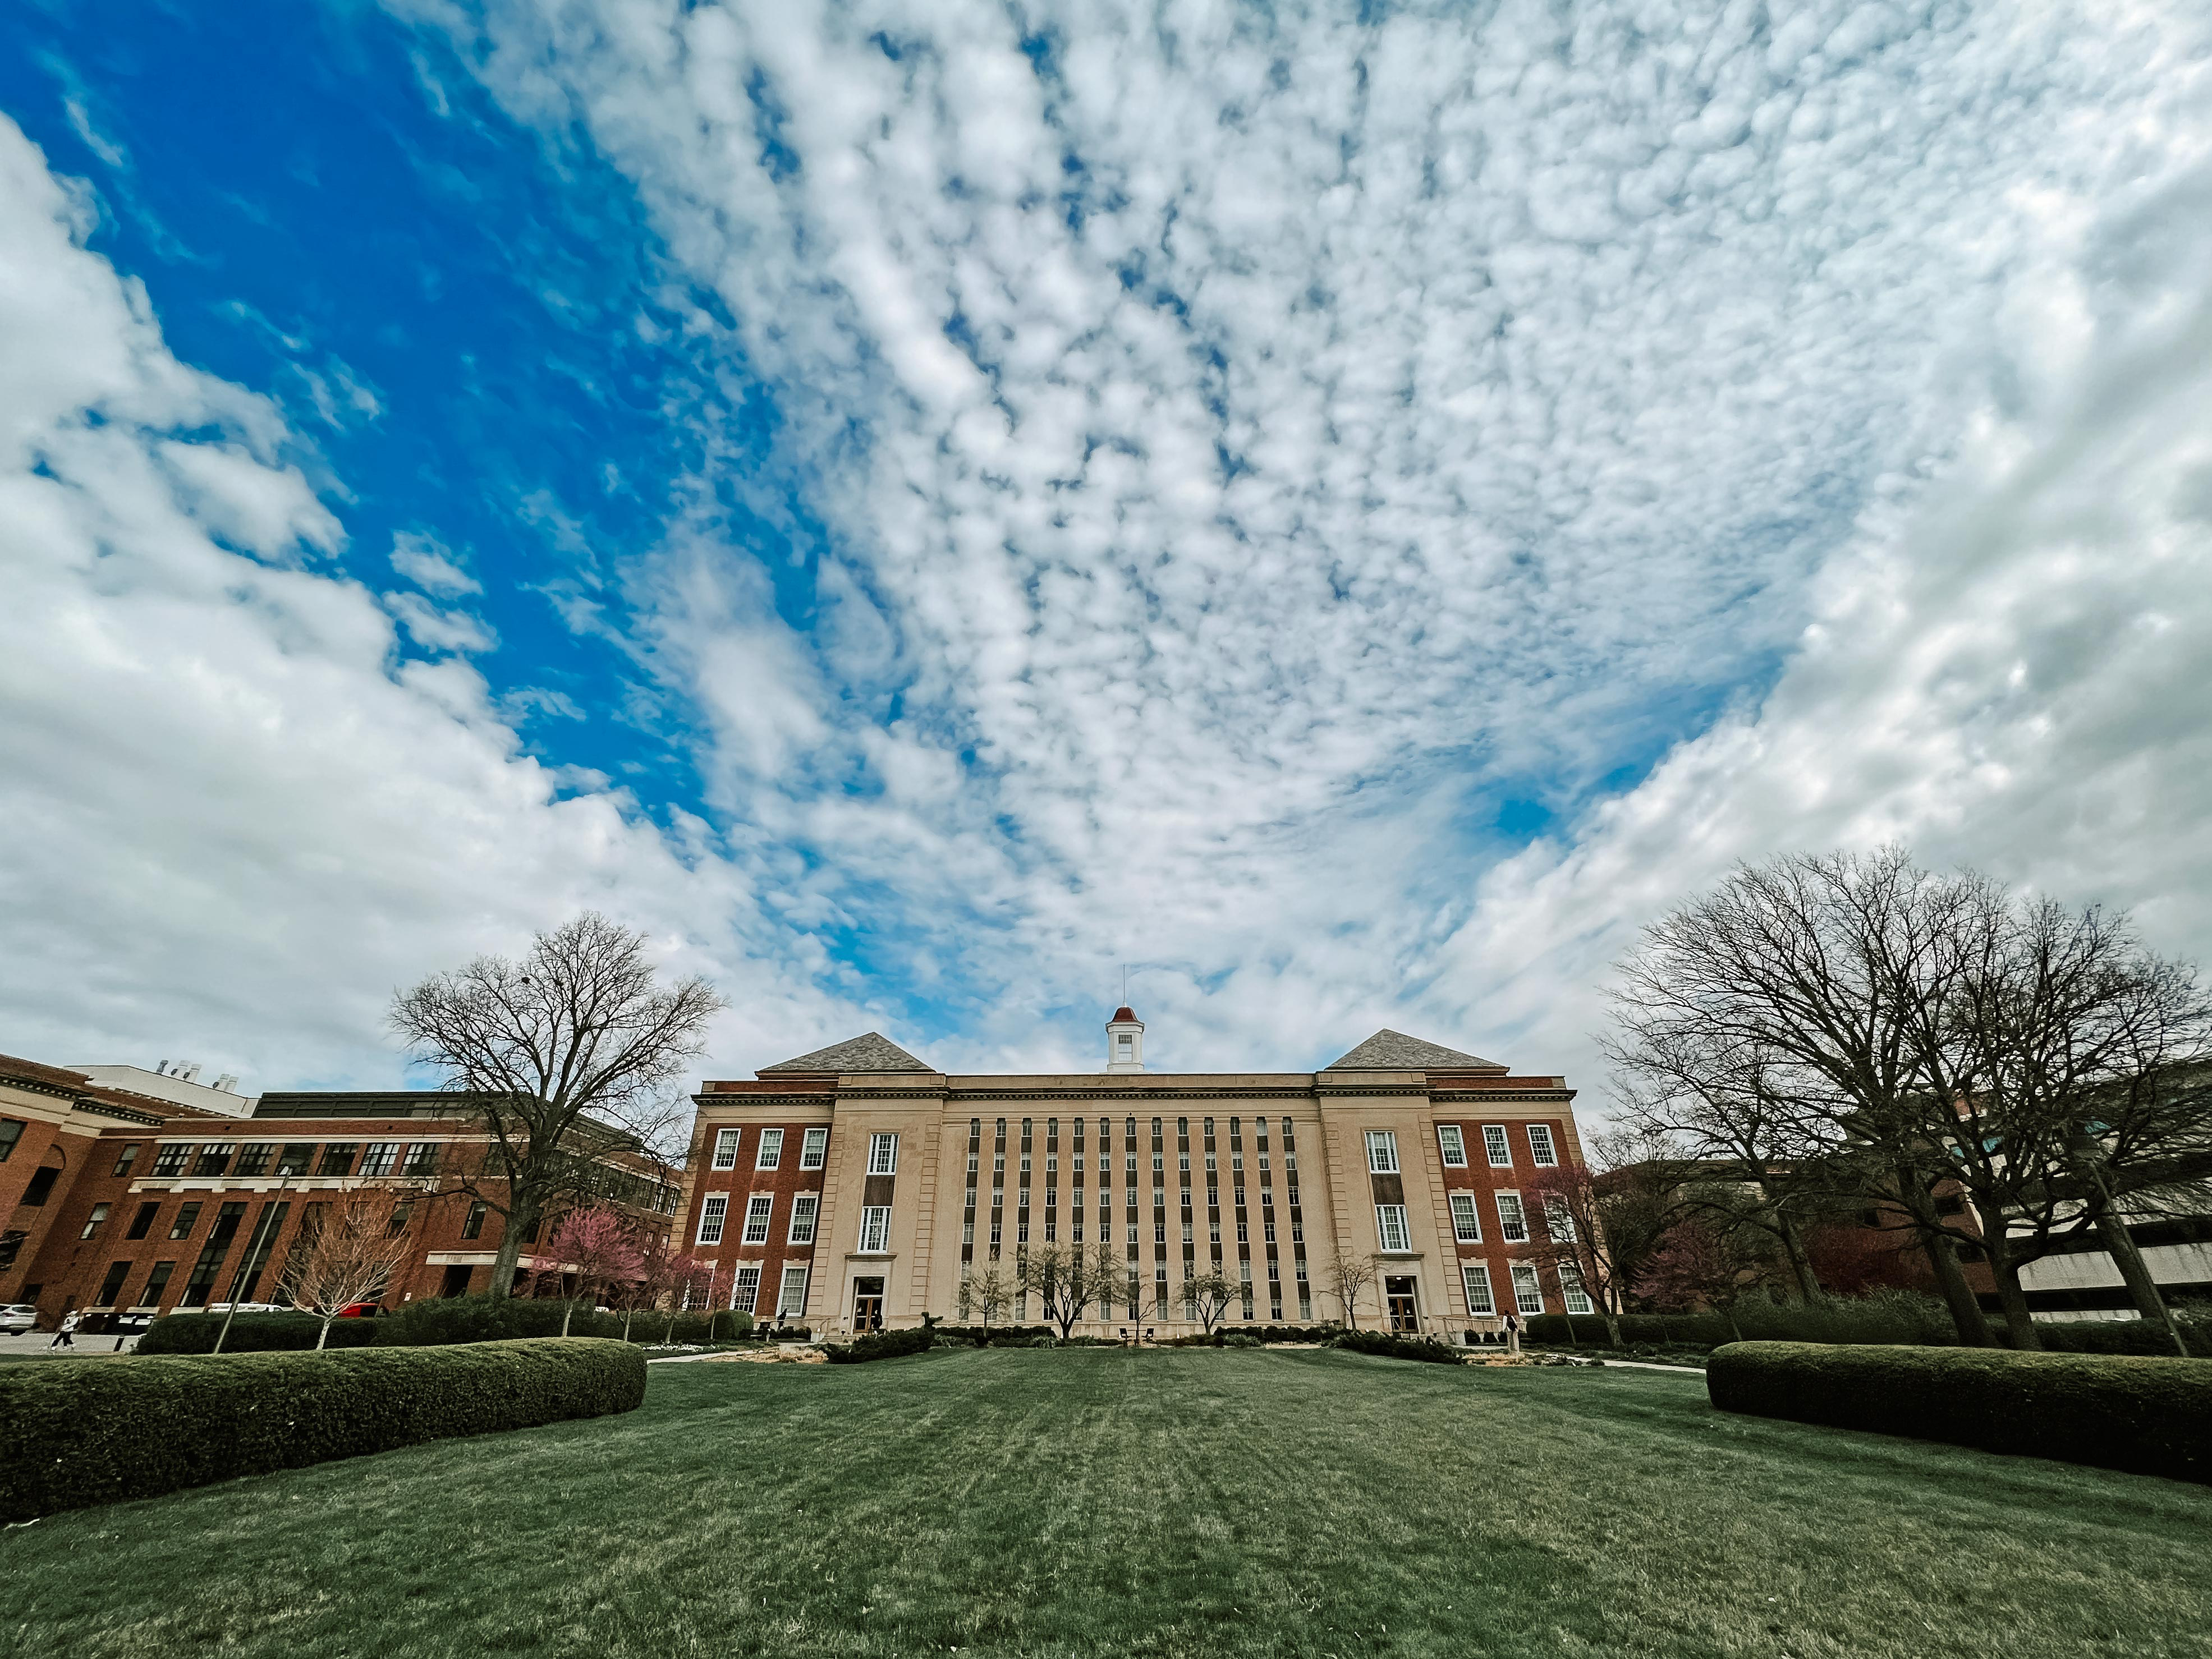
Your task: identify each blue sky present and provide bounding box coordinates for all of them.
[4,1,2211,1095]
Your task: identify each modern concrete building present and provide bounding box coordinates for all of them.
[674,1012,1590,1340]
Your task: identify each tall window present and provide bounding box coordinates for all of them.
[141,1260,176,1306]
[1510,1262,1545,1315]
[1448,1192,1483,1244]
[731,1265,761,1313]
[1462,1262,1496,1316]
[710,1128,742,1170]
[859,1206,892,1252]
[111,1142,140,1177]
[152,1142,189,1177]
[696,1194,728,1247]
[0,1119,21,1161]
[800,1127,828,1169]
[1365,1131,1399,1174]
[318,1143,359,1177]
[1374,1204,1411,1253]
[756,1129,785,1170]
[462,1200,489,1240]
[80,1203,111,1239]
[1496,1192,1529,1243]
[788,1193,819,1245]
[359,1143,400,1178]
[275,1143,315,1177]
[1544,1196,1576,1241]
[1559,1263,1594,1315]
[126,1201,160,1240]
[868,1133,898,1175]
[168,1202,203,1239]
[777,1265,810,1318]
[1483,1125,1512,1168]
[742,1195,774,1246]
[1527,1124,1559,1167]
[1436,1125,1467,1168]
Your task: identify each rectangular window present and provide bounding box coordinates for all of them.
[859,1206,892,1253]
[1449,1192,1483,1244]
[868,1133,898,1175]
[401,1142,439,1177]
[777,1266,810,1318]
[317,1143,359,1177]
[152,1142,189,1177]
[275,1143,315,1177]
[1437,1125,1467,1168]
[1375,1204,1411,1253]
[800,1127,828,1169]
[742,1195,774,1246]
[710,1127,742,1170]
[359,1143,399,1178]
[80,1202,112,1239]
[1544,1196,1576,1242]
[141,1260,176,1306]
[1560,1263,1594,1316]
[168,1201,203,1239]
[111,1142,140,1177]
[0,1119,22,1162]
[730,1264,761,1313]
[756,1128,784,1170]
[192,1143,235,1178]
[696,1194,729,1247]
[232,1143,273,1177]
[1511,1262,1545,1316]
[1484,1125,1512,1167]
[1365,1130,1399,1174]
[1496,1192,1529,1243]
[125,1201,160,1240]
[788,1193,819,1245]
[1527,1124,1559,1167]
[1462,1262,1497,1316]
[181,1202,247,1306]
[462,1200,489,1240]
[20,1167,58,1206]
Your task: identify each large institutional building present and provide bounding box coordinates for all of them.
[677,1012,1592,1340]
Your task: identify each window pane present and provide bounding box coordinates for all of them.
[1462,1263,1495,1315]
[800,1127,828,1169]
[1527,1125,1559,1167]
[697,1194,728,1246]
[1449,1192,1481,1243]
[777,1266,809,1317]
[744,1196,774,1245]
[868,1133,898,1175]
[1437,1125,1466,1167]
[1483,1125,1512,1166]
[711,1128,741,1170]
[757,1129,784,1170]
[1364,1131,1398,1174]
[1511,1263,1545,1315]
[1497,1193,1527,1242]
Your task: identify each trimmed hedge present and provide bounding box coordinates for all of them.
[0,1338,645,1522]
[825,1326,935,1364]
[1333,1329,1463,1364]
[1707,1341,2212,1482]
[136,1312,380,1354]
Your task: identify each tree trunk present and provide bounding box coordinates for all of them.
[2092,1208,2189,1355]
[1773,1209,1823,1303]
[317,1314,334,1350]
[1600,1309,1622,1348]
[1722,1303,1744,1344]
[1922,1231,1995,1347]
[561,1300,575,1337]
[1986,1245,2044,1350]
[489,1194,536,1299]
[622,1308,634,1341]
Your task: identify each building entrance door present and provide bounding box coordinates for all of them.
[1384,1276,1419,1334]
[852,1276,885,1332]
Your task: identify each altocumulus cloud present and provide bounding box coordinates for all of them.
[391,0,2212,1085]
[7,1,2212,1098]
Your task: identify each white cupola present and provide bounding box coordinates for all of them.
[1105,1005,1145,1073]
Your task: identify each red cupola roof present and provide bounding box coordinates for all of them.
[1109,1006,1139,1023]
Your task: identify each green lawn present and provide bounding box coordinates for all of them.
[4,1347,2208,1657]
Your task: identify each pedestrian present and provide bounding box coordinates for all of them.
[1504,1311,1521,1354]
[48,1310,80,1349]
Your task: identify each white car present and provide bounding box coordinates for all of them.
[0,1304,39,1335]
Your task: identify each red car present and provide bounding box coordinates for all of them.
[333,1302,383,1319]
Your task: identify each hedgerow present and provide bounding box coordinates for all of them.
[0,1338,646,1522]
[1333,1328,1462,1364]
[1706,1341,2212,1482]
[825,1326,935,1363]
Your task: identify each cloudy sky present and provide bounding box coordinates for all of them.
[4,1,2210,1100]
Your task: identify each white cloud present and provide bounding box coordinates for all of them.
[0,114,870,1092]
[390,529,480,595]
[396,0,2212,1084]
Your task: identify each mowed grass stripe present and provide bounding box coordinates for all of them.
[3,1347,2208,1658]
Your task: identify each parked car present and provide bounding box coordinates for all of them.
[203,1302,286,1315]
[0,1304,39,1335]
[334,1302,382,1318]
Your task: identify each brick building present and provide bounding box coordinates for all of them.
[674,1014,1590,1340]
[0,1054,678,1329]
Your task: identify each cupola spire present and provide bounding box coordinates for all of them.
[1106,1003,1145,1073]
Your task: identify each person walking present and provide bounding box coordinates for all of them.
[48,1309,80,1349]
[1503,1311,1521,1355]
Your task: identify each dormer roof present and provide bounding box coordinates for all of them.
[758,1032,934,1076]
[1321,1029,1505,1073]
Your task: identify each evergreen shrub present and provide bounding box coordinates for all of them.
[825,1326,935,1364]
[135,1312,379,1354]
[1333,1328,1462,1364]
[0,1338,646,1522]
[1707,1341,2212,1482]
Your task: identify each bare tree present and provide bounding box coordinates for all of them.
[1633,1217,1768,1343]
[280,1192,415,1349]
[1324,1244,1381,1331]
[965,1263,1013,1334]
[1017,1240,1123,1341]
[389,912,723,1299]
[1186,1267,1237,1334]
[1523,1132,1679,1348]
[541,1206,646,1336]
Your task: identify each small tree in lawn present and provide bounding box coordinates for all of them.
[543,1206,645,1336]
[1325,1244,1381,1330]
[1633,1218,1765,1342]
[1523,1133,1680,1349]
[968,1262,1013,1334]
[1187,1267,1237,1334]
[280,1191,415,1350]
[1019,1240,1118,1341]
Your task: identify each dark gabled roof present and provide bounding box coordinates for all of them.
[758,1032,934,1076]
[1322,1029,1503,1072]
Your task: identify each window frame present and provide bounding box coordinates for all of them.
[858,1205,892,1253]
[799,1127,829,1170]
[710,1127,742,1171]
[776,1265,809,1318]
[741,1194,774,1246]
[731,1263,762,1314]
[1527,1124,1559,1168]
[1559,1262,1594,1315]
[1374,1203,1411,1253]
[1510,1262,1545,1316]
[152,1141,190,1177]
[1461,1262,1497,1316]
[867,1133,899,1176]
[1495,1191,1529,1243]
[1436,1124,1467,1168]
[787,1193,819,1246]
[1483,1125,1513,1168]
[80,1202,112,1240]
[1365,1130,1399,1174]
[1448,1191,1483,1244]
[755,1128,784,1171]
[358,1142,400,1178]
[696,1193,729,1247]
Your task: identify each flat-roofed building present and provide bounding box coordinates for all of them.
[676,1012,1587,1340]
